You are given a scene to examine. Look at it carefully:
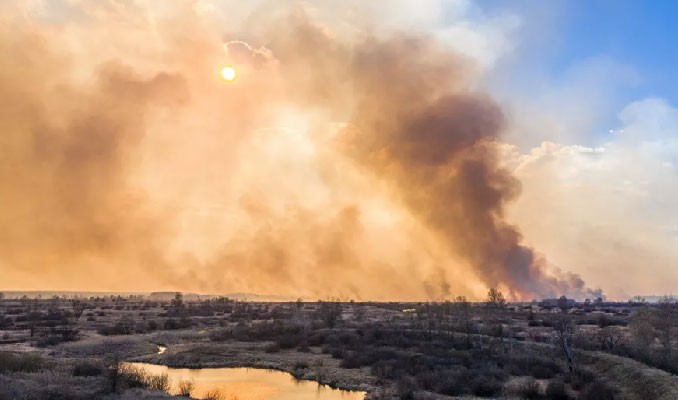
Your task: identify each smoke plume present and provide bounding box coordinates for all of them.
[0,1,594,300]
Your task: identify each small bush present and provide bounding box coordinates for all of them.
[98,323,132,336]
[331,348,345,359]
[545,380,569,400]
[339,352,364,368]
[396,376,417,400]
[294,361,309,370]
[178,380,194,397]
[204,389,226,400]
[72,361,103,377]
[568,368,596,390]
[112,364,171,393]
[517,377,541,399]
[581,381,616,400]
[470,375,502,397]
[145,373,170,391]
[0,351,46,373]
[264,343,280,353]
[210,328,232,342]
[276,333,302,349]
[506,356,560,379]
[297,340,310,352]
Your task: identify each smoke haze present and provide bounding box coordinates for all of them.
[0,1,601,300]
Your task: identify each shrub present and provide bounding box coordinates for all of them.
[581,381,615,400]
[178,380,194,397]
[506,355,560,378]
[264,343,280,353]
[276,333,302,349]
[396,376,417,400]
[297,340,310,352]
[143,372,170,391]
[568,368,596,390]
[117,365,147,389]
[339,351,365,368]
[0,351,46,373]
[330,348,345,359]
[517,378,542,399]
[470,375,502,397]
[435,373,464,396]
[545,380,569,400]
[307,331,327,346]
[0,317,13,329]
[98,321,133,336]
[110,364,171,393]
[531,364,556,379]
[204,389,226,400]
[210,328,232,342]
[72,361,103,377]
[294,361,309,370]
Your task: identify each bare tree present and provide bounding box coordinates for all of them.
[72,299,85,321]
[552,313,576,372]
[557,295,570,313]
[454,296,473,348]
[486,288,506,308]
[598,326,625,351]
[171,292,185,316]
[317,299,341,328]
[654,296,676,358]
[629,305,656,351]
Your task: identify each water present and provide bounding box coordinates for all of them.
[124,362,366,400]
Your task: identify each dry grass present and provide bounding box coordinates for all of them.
[178,379,194,396]
[587,352,678,400]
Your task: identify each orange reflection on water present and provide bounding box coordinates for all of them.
[124,363,366,400]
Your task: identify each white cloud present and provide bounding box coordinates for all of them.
[505,98,678,299]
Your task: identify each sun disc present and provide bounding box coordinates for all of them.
[220,66,237,81]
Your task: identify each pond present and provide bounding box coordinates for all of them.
[124,362,366,400]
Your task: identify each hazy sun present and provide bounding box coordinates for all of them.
[220,66,237,82]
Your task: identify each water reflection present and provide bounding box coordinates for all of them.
[125,362,366,400]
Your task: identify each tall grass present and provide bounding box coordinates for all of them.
[0,351,46,373]
[178,379,194,396]
[112,363,170,393]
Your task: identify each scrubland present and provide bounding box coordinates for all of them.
[0,293,675,399]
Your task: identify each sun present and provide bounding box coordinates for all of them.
[220,66,237,82]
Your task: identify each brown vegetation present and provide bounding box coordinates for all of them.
[0,292,675,399]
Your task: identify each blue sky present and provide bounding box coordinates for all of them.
[474,0,677,146]
[484,0,677,100]
[550,0,677,104]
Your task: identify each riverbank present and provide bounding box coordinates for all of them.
[130,339,386,399]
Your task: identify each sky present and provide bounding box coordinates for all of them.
[0,0,675,301]
[479,0,678,299]
[550,0,677,105]
[484,0,677,144]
